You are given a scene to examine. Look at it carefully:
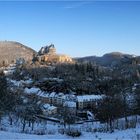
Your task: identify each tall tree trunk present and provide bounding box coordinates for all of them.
[125,115,128,129]
[31,122,34,131]
[28,121,31,127]
[22,119,26,132]
[109,119,113,132]
[64,122,66,129]
[134,115,137,128]
[10,117,13,125]
[116,119,119,129]
[68,124,70,131]
[106,122,109,131]
[9,113,13,125]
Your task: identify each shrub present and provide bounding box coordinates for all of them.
[58,128,65,134]
[66,129,81,137]
[34,129,46,135]
[47,130,56,135]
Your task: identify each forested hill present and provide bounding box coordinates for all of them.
[75,52,140,67]
[0,41,36,66]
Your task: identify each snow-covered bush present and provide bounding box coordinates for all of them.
[47,130,56,135]
[58,128,65,134]
[33,129,46,135]
[136,134,140,140]
[66,129,81,137]
[93,127,108,133]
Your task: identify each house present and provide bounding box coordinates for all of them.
[3,64,16,76]
[49,92,56,104]
[55,93,65,106]
[63,101,77,115]
[24,86,104,114]
[42,104,57,116]
[77,95,103,110]
[39,92,65,107]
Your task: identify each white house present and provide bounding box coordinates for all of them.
[77,94,103,110]
[42,103,57,115]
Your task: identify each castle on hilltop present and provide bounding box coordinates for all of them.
[36,44,73,64]
[38,44,56,55]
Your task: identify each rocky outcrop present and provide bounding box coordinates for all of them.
[37,44,73,64]
[0,41,36,66]
[38,44,56,55]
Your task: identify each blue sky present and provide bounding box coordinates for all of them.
[0,1,140,57]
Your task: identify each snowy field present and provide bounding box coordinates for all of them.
[1,128,140,140]
[1,116,140,140]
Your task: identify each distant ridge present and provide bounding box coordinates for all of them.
[75,52,138,67]
[0,41,36,65]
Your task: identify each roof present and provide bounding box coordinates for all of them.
[49,92,56,97]
[24,87,40,94]
[77,95,103,102]
[43,104,57,111]
[63,101,76,108]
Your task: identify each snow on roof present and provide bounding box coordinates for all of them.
[9,79,33,87]
[61,95,67,100]
[6,66,16,70]
[43,77,63,82]
[63,101,76,108]
[65,94,77,101]
[49,92,56,97]
[21,79,33,84]
[43,104,50,109]
[4,70,15,75]
[37,91,49,98]
[43,104,57,111]
[24,87,40,94]
[58,92,64,96]
[77,95,103,102]
[49,106,57,110]
[9,79,21,87]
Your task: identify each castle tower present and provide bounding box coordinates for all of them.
[47,44,56,55]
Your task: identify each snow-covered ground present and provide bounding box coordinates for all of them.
[1,116,140,140]
[4,74,140,139]
[1,128,140,140]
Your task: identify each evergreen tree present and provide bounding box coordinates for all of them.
[0,72,8,111]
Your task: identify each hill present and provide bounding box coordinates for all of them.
[75,52,137,67]
[0,41,36,66]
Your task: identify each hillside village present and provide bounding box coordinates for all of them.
[3,58,104,121]
[0,0,140,139]
[1,41,140,139]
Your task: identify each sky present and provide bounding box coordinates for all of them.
[0,1,140,57]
